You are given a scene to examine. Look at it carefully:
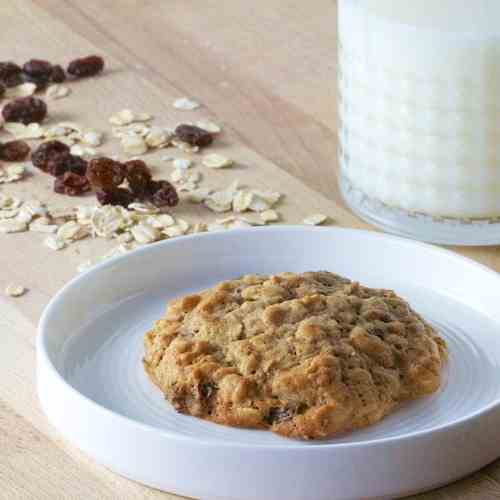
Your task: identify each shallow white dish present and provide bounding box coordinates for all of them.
[38,226,500,500]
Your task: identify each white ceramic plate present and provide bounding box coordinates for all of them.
[38,227,500,500]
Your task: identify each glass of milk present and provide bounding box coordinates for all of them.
[338,0,500,245]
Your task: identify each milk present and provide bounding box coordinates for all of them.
[338,0,500,217]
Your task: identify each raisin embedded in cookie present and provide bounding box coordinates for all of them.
[143,271,447,440]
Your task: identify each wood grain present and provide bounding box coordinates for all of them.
[1,1,499,499]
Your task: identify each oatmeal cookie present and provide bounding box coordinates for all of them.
[143,272,447,439]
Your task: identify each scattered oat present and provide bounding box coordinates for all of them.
[154,214,176,227]
[121,134,148,156]
[0,164,26,184]
[172,158,192,170]
[233,190,254,213]
[1,196,21,210]
[202,153,233,169]
[131,222,159,244]
[81,129,103,146]
[173,97,201,110]
[261,210,280,223]
[196,121,221,134]
[248,195,270,212]
[128,202,159,214]
[205,188,234,213]
[70,144,97,158]
[5,83,37,99]
[44,124,69,139]
[192,222,207,233]
[29,221,58,233]
[162,224,187,237]
[3,122,45,139]
[57,122,83,133]
[109,109,152,126]
[0,209,19,219]
[15,209,33,225]
[23,200,47,218]
[44,235,66,250]
[145,127,172,148]
[48,206,75,219]
[171,138,199,154]
[186,187,212,203]
[5,283,26,297]
[252,190,282,206]
[303,214,329,226]
[112,123,150,139]
[0,219,27,233]
[46,84,71,100]
[91,205,130,238]
[57,221,88,241]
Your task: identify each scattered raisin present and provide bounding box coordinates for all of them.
[21,72,50,91]
[32,140,70,174]
[43,152,88,177]
[45,153,73,177]
[67,55,104,78]
[64,154,88,176]
[86,157,125,190]
[2,96,47,124]
[96,188,135,207]
[50,65,66,83]
[54,172,90,196]
[0,140,30,162]
[22,59,52,78]
[125,159,152,198]
[0,61,22,87]
[148,180,179,207]
[264,407,292,425]
[175,124,213,148]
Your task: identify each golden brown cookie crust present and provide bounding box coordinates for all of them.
[143,272,447,439]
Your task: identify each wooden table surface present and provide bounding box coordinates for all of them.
[2,1,500,499]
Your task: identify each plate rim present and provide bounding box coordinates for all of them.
[37,225,500,450]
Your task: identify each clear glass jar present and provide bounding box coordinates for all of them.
[338,0,500,245]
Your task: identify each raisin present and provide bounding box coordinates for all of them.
[96,188,135,207]
[0,140,30,162]
[264,407,292,425]
[67,55,104,78]
[64,154,88,176]
[148,180,179,207]
[32,140,70,174]
[125,159,152,198]
[54,172,90,196]
[86,157,125,190]
[44,152,88,177]
[0,61,22,87]
[21,72,50,91]
[0,83,5,99]
[22,59,52,78]
[2,96,47,124]
[175,124,213,148]
[50,65,66,83]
